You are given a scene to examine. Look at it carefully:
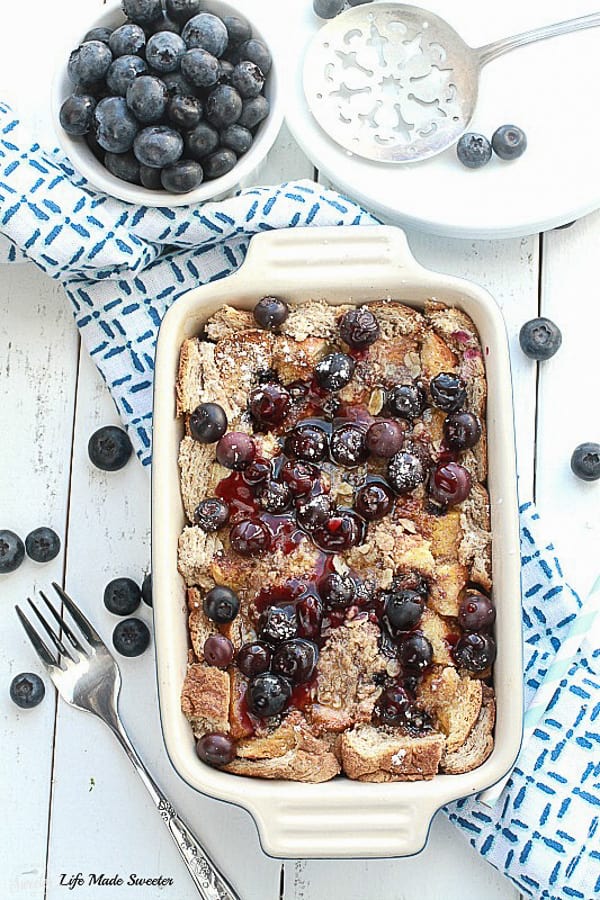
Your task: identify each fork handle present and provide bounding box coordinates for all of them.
[108,719,241,900]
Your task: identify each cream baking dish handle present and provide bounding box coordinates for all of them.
[241,225,426,287]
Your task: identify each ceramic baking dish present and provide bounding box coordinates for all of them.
[152,225,523,859]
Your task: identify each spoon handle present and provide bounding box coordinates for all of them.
[476,11,600,67]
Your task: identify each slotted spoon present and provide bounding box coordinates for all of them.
[304,4,600,162]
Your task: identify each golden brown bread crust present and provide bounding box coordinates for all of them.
[177,299,494,782]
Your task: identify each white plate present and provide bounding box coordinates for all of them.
[283,0,600,238]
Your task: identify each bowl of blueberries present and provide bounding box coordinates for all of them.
[53,0,282,205]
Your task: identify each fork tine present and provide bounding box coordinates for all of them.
[39,590,86,654]
[27,598,75,662]
[51,582,103,647]
[15,605,58,669]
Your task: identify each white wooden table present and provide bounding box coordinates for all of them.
[1,2,599,899]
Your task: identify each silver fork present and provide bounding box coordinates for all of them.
[16,582,240,900]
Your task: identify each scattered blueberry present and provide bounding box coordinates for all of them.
[25,527,61,563]
[122,0,163,27]
[237,641,271,677]
[206,85,243,128]
[366,420,405,458]
[258,605,297,642]
[429,372,467,412]
[239,95,269,130]
[167,94,203,129]
[0,530,25,573]
[182,13,229,57]
[203,148,237,179]
[220,124,253,155]
[272,639,318,684]
[194,497,230,532]
[459,592,495,632]
[181,48,220,88]
[456,132,492,169]
[68,41,113,87]
[133,125,183,167]
[492,124,527,161]
[444,411,482,451]
[150,12,182,35]
[318,572,356,608]
[104,577,141,616]
[93,96,139,154]
[60,95,96,135]
[189,403,228,443]
[88,425,133,471]
[185,121,220,160]
[223,15,252,47]
[315,352,355,391]
[384,589,423,632]
[203,634,234,667]
[330,424,368,467]
[249,383,290,425]
[230,61,264,99]
[235,39,272,75]
[145,31,186,73]
[313,0,345,17]
[258,479,292,514]
[106,55,148,96]
[570,442,600,482]
[161,159,204,192]
[105,151,141,184]
[285,423,329,462]
[203,585,240,623]
[162,70,196,96]
[296,494,333,533]
[126,75,168,123]
[218,59,234,85]
[428,461,472,506]
[339,307,380,349]
[452,632,496,672]
[247,671,291,717]
[215,431,255,469]
[244,457,272,485]
[355,480,394,521]
[166,0,202,24]
[253,296,289,330]
[229,519,270,557]
[398,633,433,671]
[196,732,236,766]
[519,317,562,361]
[112,618,151,657]
[141,572,153,606]
[388,382,426,420]
[108,23,146,58]
[386,450,426,494]
[10,673,45,709]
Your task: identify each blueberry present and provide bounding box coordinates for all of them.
[230,61,265,99]
[182,13,229,58]
[444,411,482,451]
[161,159,203,192]
[355,480,394,521]
[145,31,186,73]
[122,0,163,26]
[141,572,153,606]
[112,618,151,657]
[249,383,290,424]
[247,672,291,717]
[204,634,234,667]
[0,530,25,573]
[315,352,355,391]
[313,0,345,18]
[162,70,196,96]
[571,442,600,482]
[253,296,288,329]
[258,605,297,643]
[149,13,182,35]
[109,23,146,58]
[25,528,61,563]
[330,423,368,467]
[285,423,329,462]
[166,0,202,23]
[339,307,380,349]
[383,589,423,632]
[84,27,113,44]
[60,94,96,135]
[206,85,243,128]
[456,132,492,169]
[104,577,141,616]
[366,420,405,458]
[185,121,220,159]
[452,632,496,672]
[237,641,271,677]
[519,317,562,360]
[105,151,141,184]
[196,732,236,766]
[258,479,292,514]
[458,592,495,632]
[235,39,272,75]
[93,96,139,154]
[194,498,229,532]
[296,494,333,533]
[126,75,168,123]
[386,450,426,494]
[86,129,105,162]
[140,164,163,189]
[272,639,318,684]
[203,585,240,623]
[68,41,113,87]
[181,48,220,88]
[492,124,527,161]
[239,95,270,130]
[428,461,472,507]
[388,382,426,419]
[220,124,253,155]
[167,94,203,129]
[106,55,148,96]
[229,519,270,557]
[223,15,252,47]
[10,673,45,708]
[398,633,433,671]
[318,572,356,608]
[429,372,467,412]
[133,125,183,167]
[203,148,237,179]
[88,425,133,471]
[218,59,235,85]
[189,402,228,442]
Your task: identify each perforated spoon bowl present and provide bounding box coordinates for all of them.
[304,4,600,162]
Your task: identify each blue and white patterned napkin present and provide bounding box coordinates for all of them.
[1,105,599,900]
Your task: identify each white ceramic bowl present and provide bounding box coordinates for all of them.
[152,225,523,859]
[51,0,283,207]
